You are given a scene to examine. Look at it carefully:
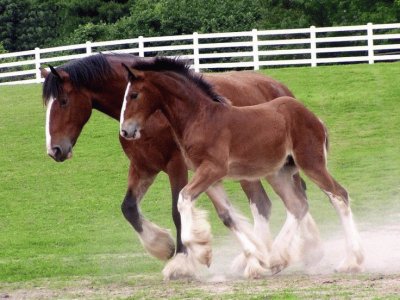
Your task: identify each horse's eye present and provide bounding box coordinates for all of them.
[130,92,138,100]
[60,98,68,107]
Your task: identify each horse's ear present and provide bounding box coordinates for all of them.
[48,65,70,82]
[40,67,49,78]
[121,63,143,81]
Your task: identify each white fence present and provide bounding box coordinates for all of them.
[1,22,400,86]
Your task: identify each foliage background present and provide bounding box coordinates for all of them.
[1,0,399,52]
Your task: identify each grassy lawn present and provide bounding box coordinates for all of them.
[0,62,399,298]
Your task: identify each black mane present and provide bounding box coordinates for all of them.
[133,57,227,104]
[42,53,131,104]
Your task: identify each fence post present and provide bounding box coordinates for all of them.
[35,47,41,83]
[138,36,145,57]
[367,22,374,64]
[86,41,92,55]
[252,29,260,70]
[193,32,200,72]
[310,26,317,67]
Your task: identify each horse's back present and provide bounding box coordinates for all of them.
[204,71,294,106]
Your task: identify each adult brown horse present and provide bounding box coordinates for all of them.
[41,53,308,279]
[120,57,364,275]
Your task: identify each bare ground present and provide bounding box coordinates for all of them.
[2,223,400,299]
[1,273,399,300]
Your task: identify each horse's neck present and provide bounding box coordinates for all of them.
[160,88,221,140]
[92,86,125,120]
[92,74,127,120]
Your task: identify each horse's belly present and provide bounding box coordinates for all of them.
[226,158,283,180]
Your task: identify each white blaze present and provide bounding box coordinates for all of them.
[45,97,55,153]
[120,82,131,130]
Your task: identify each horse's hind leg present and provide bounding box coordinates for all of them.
[299,164,364,272]
[207,182,270,279]
[122,163,175,261]
[266,164,323,275]
[293,133,364,272]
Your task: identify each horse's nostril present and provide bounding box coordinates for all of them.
[51,146,62,159]
[121,130,128,138]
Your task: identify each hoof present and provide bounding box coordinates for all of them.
[139,220,175,261]
[335,257,364,273]
[231,253,268,279]
[162,253,197,280]
[188,242,212,267]
[335,248,364,273]
[334,262,363,273]
[244,256,268,279]
[269,251,289,275]
[270,256,288,275]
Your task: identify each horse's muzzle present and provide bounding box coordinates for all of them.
[120,122,141,140]
[47,144,72,162]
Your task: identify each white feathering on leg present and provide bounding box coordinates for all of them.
[138,218,175,261]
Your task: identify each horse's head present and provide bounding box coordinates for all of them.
[41,66,92,162]
[119,63,160,140]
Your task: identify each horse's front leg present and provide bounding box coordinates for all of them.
[121,163,175,260]
[162,152,196,280]
[178,162,227,268]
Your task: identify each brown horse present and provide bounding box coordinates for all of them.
[41,53,307,279]
[120,57,364,276]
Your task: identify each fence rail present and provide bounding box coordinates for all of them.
[1,22,400,86]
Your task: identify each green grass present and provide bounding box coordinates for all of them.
[0,62,399,298]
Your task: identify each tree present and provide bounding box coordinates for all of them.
[0,0,61,51]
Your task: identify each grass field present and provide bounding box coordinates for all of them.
[0,62,399,299]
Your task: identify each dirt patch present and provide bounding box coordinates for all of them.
[1,274,399,299]
[2,223,400,299]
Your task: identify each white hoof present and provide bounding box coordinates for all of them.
[162,253,197,280]
[231,253,268,279]
[139,219,175,261]
[335,251,364,273]
[244,256,268,279]
[269,251,289,275]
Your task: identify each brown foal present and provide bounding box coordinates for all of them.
[120,57,364,277]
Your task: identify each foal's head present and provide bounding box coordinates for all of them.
[119,64,162,140]
[119,57,227,140]
[41,54,113,162]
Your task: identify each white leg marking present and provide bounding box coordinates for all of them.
[270,211,299,273]
[326,192,364,272]
[138,218,175,261]
[177,192,193,244]
[228,207,270,278]
[250,203,272,250]
[177,191,212,266]
[120,82,131,130]
[45,97,55,154]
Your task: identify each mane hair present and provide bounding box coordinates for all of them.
[42,53,134,104]
[133,57,228,104]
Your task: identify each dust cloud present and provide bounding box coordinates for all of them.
[201,213,400,281]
